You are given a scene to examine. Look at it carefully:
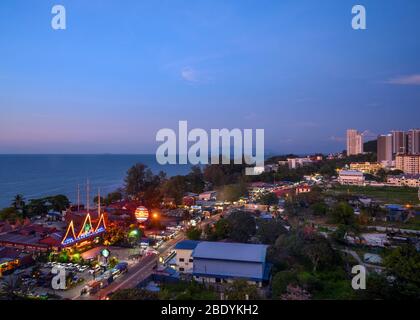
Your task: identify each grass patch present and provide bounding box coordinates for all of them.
[327,185,420,205]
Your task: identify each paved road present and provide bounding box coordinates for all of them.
[75,254,158,300]
[74,232,187,300]
[340,248,384,274]
[73,213,222,300]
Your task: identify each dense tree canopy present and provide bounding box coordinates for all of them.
[226,210,256,243]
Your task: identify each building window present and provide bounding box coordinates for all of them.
[179,258,185,262]
[189,258,193,262]
[179,267,184,272]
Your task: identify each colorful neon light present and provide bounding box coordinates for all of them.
[61,213,107,246]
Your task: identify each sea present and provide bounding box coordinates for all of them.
[0,155,193,209]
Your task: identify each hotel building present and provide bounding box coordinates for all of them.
[391,130,407,155]
[396,154,420,175]
[349,162,382,174]
[347,129,363,156]
[377,134,393,165]
[408,129,420,155]
[338,170,365,185]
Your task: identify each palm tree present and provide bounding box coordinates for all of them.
[11,194,25,211]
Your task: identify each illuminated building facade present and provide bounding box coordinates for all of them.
[347,129,363,156]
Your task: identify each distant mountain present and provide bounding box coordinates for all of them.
[364,139,377,153]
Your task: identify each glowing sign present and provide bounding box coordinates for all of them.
[134,206,149,222]
[61,213,107,247]
[101,248,110,258]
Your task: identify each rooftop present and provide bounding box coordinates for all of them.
[339,170,364,176]
[174,240,200,250]
[192,241,268,263]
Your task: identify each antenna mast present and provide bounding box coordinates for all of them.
[86,179,90,214]
[77,184,80,212]
[98,188,101,216]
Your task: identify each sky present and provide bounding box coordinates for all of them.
[0,0,419,155]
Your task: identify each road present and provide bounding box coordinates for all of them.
[86,254,158,300]
[73,212,222,300]
[340,248,384,274]
[74,232,186,300]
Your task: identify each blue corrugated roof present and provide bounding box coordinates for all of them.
[386,204,404,211]
[174,240,200,250]
[192,241,268,263]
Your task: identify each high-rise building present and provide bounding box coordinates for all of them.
[377,134,393,164]
[396,154,420,174]
[391,130,407,155]
[408,129,420,155]
[346,129,363,156]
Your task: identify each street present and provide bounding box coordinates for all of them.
[72,212,222,300]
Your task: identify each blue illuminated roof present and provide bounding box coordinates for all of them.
[175,240,200,250]
[192,241,267,263]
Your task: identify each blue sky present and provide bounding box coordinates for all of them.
[0,0,419,154]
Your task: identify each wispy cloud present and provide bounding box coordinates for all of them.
[386,74,420,85]
[181,67,199,83]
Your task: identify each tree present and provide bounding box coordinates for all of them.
[161,175,188,205]
[110,288,159,300]
[225,279,260,300]
[272,271,298,298]
[0,207,19,222]
[205,218,230,241]
[384,245,420,285]
[310,202,328,216]
[256,219,287,244]
[104,191,123,205]
[143,185,163,209]
[256,192,278,206]
[280,284,311,300]
[376,168,387,182]
[124,163,153,198]
[103,225,128,246]
[26,199,48,217]
[186,226,202,240]
[302,235,339,272]
[46,195,70,212]
[319,164,335,177]
[11,194,25,211]
[93,196,105,205]
[388,169,404,176]
[203,165,226,186]
[187,165,205,194]
[226,211,256,243]
[329,202,357,228]
[218,183,248,202]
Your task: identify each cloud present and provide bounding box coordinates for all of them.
[181,67,199,83]
[386,74,420,85]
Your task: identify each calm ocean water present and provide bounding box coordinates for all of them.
[0,155,192,209]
